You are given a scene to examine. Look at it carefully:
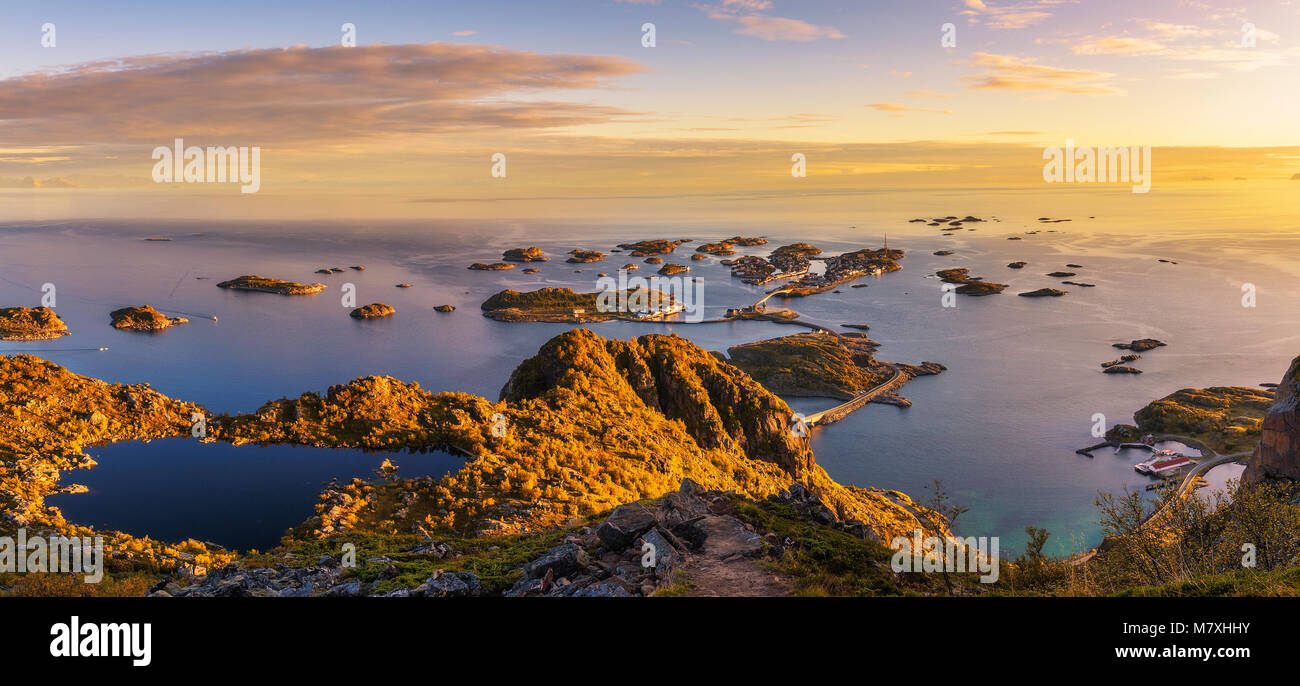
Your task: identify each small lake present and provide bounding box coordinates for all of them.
[47,438,462,552]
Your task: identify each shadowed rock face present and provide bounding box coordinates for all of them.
[1245,355,1300,484]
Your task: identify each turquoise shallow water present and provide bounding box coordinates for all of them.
[4,207,1298,555]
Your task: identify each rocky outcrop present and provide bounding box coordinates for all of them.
[109,305,187,331]
[503,247,547,262]
[936,268,1007,295]
[468,262,516,271]
[0,306,70,340]
[350,303,395,319]
[502,330,811,474]
[216,275,326,295]
[1019,288,1067,297]
[1245,355,1300,483]
[566,250,605,263]
[618,239,688,257]
[152,557,481,598]
[1114,339,1166,352]
[504,478,881,597]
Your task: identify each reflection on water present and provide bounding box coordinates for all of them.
[1197,462,1247,504]
[47,439,461,552]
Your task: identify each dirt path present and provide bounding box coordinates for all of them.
[681,514,796,596]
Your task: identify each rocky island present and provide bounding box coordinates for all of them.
[726,332,944,406]
[566,250,605,263]
[468,262,516,271]
[1108,384,1274,454]
[618,239,688,256]
[936,268,1007,295]
[502,247,548,262]
[1114,338,1166,352]
[0,306,70,341]
[350,303,396,319]
[481,287,609,322]
[109,305,188,331]
[216,275,326,295]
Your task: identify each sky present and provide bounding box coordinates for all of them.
[1,0,1298,218]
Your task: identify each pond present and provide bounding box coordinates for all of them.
[47,438,462,552]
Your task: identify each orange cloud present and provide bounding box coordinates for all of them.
[866,103,953,115]
[962,52,1122,95]
[960,0,1064,30]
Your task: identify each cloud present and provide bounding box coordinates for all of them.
[0,43,644,146]
[867,103,954,115]
[961,52,1123,95]
[696,2,844,41]
[960,0,1067,30]
[1072,36,1171,55]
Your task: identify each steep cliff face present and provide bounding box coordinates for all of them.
[1244,355,1300,483]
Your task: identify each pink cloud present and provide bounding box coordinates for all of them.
[0,43,645,145]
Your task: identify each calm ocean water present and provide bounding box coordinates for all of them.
[5,189,1299,554]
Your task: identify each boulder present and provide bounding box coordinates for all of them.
[524,543,590,580]
[596,503,657,550]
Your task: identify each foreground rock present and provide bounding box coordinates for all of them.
[433,304,455,313]
[1245,355,1300,483]
[0,306,70,340]
[216,275,326,295]
[505,479,882,597]
[350,303,396,319]
[110,305,188,331]
[152,559,481,598]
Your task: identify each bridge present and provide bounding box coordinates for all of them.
[803,366,906,427]
[752,288,793,310]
